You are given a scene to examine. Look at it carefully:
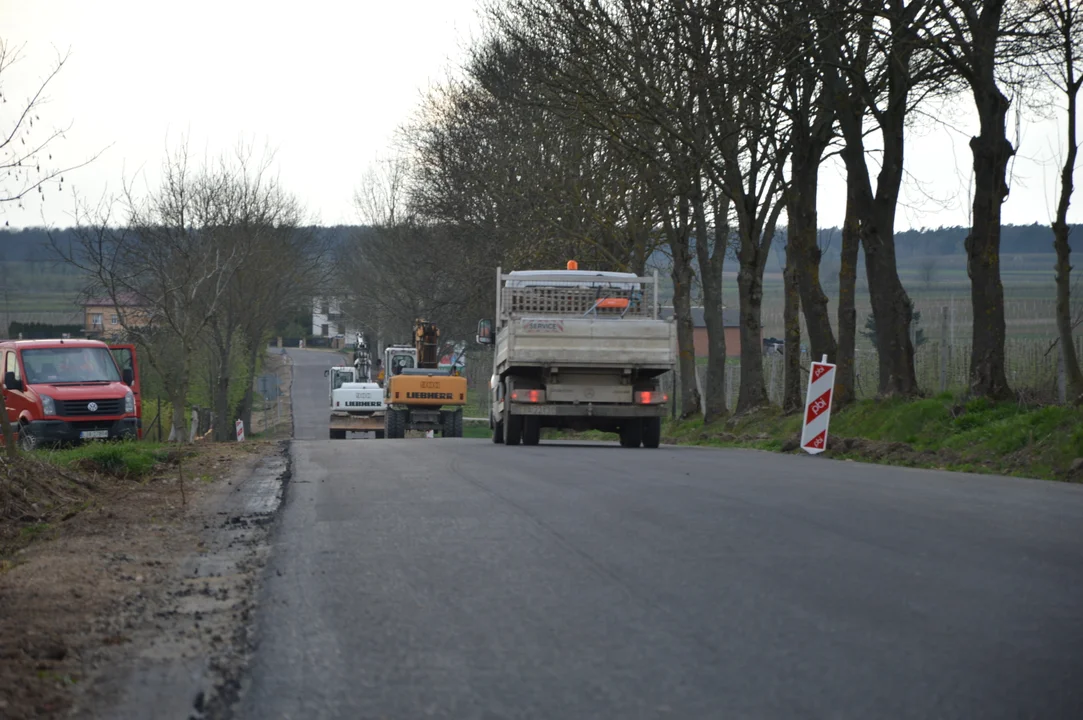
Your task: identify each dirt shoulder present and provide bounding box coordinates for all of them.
[0,352,295,720]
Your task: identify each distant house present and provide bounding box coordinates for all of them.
[660,306,752,358]
[82,293,148,339]
[311,296,360,339]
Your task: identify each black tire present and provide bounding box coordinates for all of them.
[330,429,347,440]
[373,430,385,440]
[642,416,662,449]
[386,409,405,439]
[503,408,522,446]
[18,423,37,452]
[522,416,540,446]
[442,409,463,438]
[492,414,504,444]
[619,420,642,448]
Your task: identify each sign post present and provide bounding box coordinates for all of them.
[235,419,245,442]
[801,355,837,455]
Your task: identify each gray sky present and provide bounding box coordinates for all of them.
[1,0,1080,233]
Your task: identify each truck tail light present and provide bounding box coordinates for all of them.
[636,391,668,405]
[511,389,544,403]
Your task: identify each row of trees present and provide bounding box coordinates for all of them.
[55,143,327,441]
[350,0,1083,419]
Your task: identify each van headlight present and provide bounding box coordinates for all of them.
[40,394,56,416]
[125,391,135,414]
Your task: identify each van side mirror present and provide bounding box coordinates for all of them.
[4,371,22,392]
[324,369,330,377]
[122,368,134,386]
[476,319,493,345]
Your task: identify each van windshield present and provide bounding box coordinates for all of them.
[21,347,122,384]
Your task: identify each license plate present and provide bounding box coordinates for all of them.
[80,430,109,440]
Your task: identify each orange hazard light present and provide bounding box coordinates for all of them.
[567,260,578,270]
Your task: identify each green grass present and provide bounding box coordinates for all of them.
[463,422,491,439]
[662,396,1083,481]
[43,440,174,479]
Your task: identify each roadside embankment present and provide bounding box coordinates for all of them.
[664,395,1083,482]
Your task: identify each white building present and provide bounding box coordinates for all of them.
[311,296,360,338]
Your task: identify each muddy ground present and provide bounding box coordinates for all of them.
[0,352,294,719]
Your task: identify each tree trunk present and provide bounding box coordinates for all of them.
[235,342,262,433]
[835,179,860,407]
[1,393,16,458]
[820,18,917,398]
[694,190,727,423]
[782,233,802,412]
[863,223,917,395]
[212,334,234,442]
[1053,82,1083,401]
[666,200,701,419]
[789,148,837,364]
[735,248,768,413]
[966,85,1013,400]
[169,384,189,444]
[1052,222,1082,401]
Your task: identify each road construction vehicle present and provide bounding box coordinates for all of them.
[383,320,466,439]
[476,261,676,448]
[326,333,386,439]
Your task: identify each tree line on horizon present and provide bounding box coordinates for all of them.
[3,222,1082,266]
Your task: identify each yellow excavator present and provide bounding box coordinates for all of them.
[383,319,467,438]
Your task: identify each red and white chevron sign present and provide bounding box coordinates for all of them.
[801,355,836,455]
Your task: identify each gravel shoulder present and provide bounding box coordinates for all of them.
[0,351,294,720]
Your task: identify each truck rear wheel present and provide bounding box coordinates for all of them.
[492,414,504,444]
[522,416,540,446]
[503,409,522,446]
[642,416,661,449]
[619,420,642,448]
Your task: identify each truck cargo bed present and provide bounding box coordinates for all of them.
[495,317,676,371]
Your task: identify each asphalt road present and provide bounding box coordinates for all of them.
[237,348,1083,719]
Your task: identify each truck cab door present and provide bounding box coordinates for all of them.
[109,344,142,437]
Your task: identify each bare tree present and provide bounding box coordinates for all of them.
[56,143,247,441]
[202,145,320,440]
[355,153,411,227]
[820,0,949,397]
[925,0,1038,399]
[1034,0,1083,400]
[836,183,862,406]
[0,41,106,213]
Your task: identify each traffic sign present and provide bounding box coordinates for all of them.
[801,355,836,455]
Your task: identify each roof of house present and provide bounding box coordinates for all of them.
[660,306,740,328]
[83,292,142,308]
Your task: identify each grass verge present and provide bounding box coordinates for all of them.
[663,394,1083,482]
[42,440,183,479]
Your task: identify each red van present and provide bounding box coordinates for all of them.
[1,338,142,450]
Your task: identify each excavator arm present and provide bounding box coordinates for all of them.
[414,319,441,369]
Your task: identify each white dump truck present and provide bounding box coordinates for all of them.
[326,334,386,439]
[476,262,677,448]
